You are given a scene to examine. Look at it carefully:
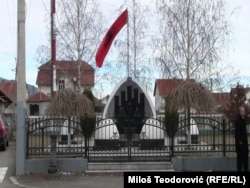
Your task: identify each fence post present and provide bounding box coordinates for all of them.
[212,127,215,150]
[222,118,226,156]
[42,128,44,152]
[26,118,29,159]
[48,132,59,174]
[85,137,88,158]
[171,136,174,157]
[68,116,72,146]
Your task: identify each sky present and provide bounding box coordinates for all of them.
[0,0,250,91]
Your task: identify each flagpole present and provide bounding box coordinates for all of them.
[126,9,130,78]
[51,0,56,98]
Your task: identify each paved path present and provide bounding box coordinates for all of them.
[10,173,124,188]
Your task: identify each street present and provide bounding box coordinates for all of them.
[0,140,18,188]
[0,140,124,188]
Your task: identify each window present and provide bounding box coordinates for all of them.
[30,104,39,116]
[58,80,65,91]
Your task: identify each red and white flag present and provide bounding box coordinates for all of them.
[95,9,128,68]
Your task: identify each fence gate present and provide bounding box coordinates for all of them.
[26,115,243,161]
[87,117,171,162]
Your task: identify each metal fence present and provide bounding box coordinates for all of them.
[26,116,84,158]
[173,115,236,157]
[26,114,250,162]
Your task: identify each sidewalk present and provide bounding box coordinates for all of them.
[10,172,124,188]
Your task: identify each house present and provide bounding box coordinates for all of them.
[153,78,230,114]
[0,80,17,114]
[153,78,195,113]
[94,95,109,117]
[153,78,233,145]
[36,60,94,96]
[0,80,30,114]
[26,60,95,116]
[213,92,231,113]
[26,91,51,116]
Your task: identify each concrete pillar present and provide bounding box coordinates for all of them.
[16,0,26,176]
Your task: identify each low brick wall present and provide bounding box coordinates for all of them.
[25,158,88,174]
[171,156,243,172]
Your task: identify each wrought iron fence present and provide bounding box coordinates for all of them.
[26,116,84,158]
[172,115,237,157]
[25,114,250,161]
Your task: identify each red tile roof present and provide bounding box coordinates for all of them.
[36,60,95,86]
[154,79,231,109]
[26,91,52,103]
[154,79,195,96]
[0,81,16,103]
[213,92,230,107]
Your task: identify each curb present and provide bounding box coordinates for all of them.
[9,176,37,188]
[9,176,23,187]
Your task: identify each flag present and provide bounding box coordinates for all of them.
[95,9,128,68]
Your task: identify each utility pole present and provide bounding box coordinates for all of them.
[51,0,57,97]
[16,0,26,176]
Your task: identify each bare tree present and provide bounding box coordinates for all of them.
[36,0,119,97]
[152,0,237,145]
[113,0,154,90]
[224,83,250,120]
[55,0,102,90]
[167,81,216,113]
[46,89,95,117]
[154,0,238,91]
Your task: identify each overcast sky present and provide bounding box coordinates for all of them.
[0,0,250,90]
